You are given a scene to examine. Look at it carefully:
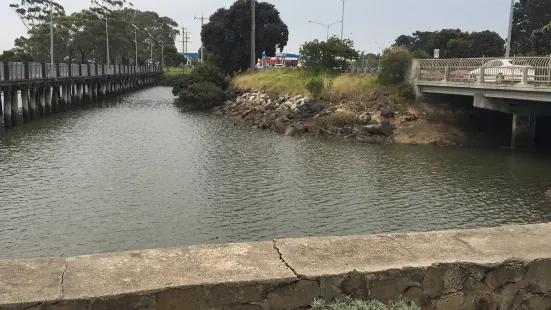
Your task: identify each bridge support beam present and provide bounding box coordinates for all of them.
[45,86,52,115]
[39,87,46,117]
[11,89,18,126]
[29,87,36,120]
[3,90,12,128]
[511,113,536,149]
[66,84,72,109]
[21,87,29,123]
[52,86,59,114]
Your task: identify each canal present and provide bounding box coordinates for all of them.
[1,87,551,259]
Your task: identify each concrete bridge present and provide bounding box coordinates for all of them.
[410,56,551,147]
[0,61,162,129]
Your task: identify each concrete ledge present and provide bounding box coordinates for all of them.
[2,223,551,309]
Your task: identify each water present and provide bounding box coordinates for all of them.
[1,87,551,260]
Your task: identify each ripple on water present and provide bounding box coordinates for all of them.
[1,87,551,259]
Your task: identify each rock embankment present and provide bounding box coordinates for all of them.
[215,90,466,146]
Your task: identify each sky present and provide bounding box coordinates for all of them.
[0,0,514,55]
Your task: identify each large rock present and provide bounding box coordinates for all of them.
[339,272,369,299]
[380,106,395,118]
[402,286,431,309]
[378,121,394,136]
[285,126,296,136]
[357,114,371,124]
[266,280,319,310]
[369,277,409,303]
[435,293,464,310]
[520,260,551,293]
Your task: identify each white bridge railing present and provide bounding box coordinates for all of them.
[0,61,162,82]
[415,56,551,85]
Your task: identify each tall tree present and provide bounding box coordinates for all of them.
[530,22,551,55]
[511,0,551,55]
[201,0,289,73]
[299,37,359,73]
[9,0,65,29]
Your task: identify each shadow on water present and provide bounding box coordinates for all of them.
[1,87,551,259]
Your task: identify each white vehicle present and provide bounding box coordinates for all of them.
[469,59,535,82]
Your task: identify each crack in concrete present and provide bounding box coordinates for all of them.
[453,236,481,254]
[55,260,68,304]
[272,240,300,278]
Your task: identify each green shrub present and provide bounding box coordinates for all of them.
[410,50,431,59]
[314,112,356,127]
[311,297,420,310]
[378,46,413,85]
[177,82,225,107]
[171,63,228,109]
[306,76,325,98]
[395,82,415,101]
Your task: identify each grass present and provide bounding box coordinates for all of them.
[231,68,380,101]
[164,67,193,76]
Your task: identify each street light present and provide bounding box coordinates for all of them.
[375,42,384,72]
[340,0,349,40]
[309,20,341,40]
[505,0,515,58]
[131,24,139,66]
[148,33,154,66]
[49,0,54,67]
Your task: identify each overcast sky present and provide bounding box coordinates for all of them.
[1,0,513,55]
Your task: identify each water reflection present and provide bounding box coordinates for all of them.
[1,87,550,259]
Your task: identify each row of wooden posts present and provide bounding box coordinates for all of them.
[1,74,158,129]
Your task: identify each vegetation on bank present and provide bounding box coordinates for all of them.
[171,63,228,108]
[231,46,415,102]
[311,297,420,310]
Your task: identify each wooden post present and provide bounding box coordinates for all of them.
[51,85,59,113]
[45,86,53,114]
[10,88,18,126]
[39,87,46,117]
[21,86,29,122]
[3,89,11,128]
[29,87,37,120]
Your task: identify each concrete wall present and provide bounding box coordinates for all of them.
[2,223,551,310]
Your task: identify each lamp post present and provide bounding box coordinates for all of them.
[505,0,515,58]
[49,0,54,67]
[375,42,384,72]
[309,20,341,40]
[148,33,154,66]
[251,0,256,71]
[132,24,138,66]
[340,0,349,40]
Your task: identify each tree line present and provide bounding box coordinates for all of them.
[393,0,551,58]
[5,0,185,66]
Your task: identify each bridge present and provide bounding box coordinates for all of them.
[410,56,551,148]
[0,61,162,129]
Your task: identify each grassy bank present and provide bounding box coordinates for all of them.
[164,67,193,76]
[231,68,382,102]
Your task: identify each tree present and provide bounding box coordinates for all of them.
[172,63,228,108]
[164,45,186,67]
[201,0,289,73]
[392,29,505,58]
[511,0,551,55]
[9,0,65,29]
[530,22,551,55]
[379,47,412,85]
[299,37,359,73]
[0,49,33,62]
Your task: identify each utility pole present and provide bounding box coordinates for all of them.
[132,24,139,66]
[148,33,154,66]
[50,0,54,67]
[505,0,515,58]
[105,7,109,66]
[340,0,349,40]
[182,27,186,54]
[251,0,256,71]
[194,14,207,62]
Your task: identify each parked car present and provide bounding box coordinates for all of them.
[468,59,535,82]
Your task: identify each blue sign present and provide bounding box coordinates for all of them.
[306,52,311,61]
[261,51,267,58]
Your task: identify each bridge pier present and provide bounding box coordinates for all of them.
[52,86,59,114]
[66,84,72,108]
[511,113,537,149]
[76,83,82,104]
[21,87,29,123]
[45,86,52,115]
[10,89,18,126]
[3,90,12,128]
[29,87,36,120]
[39,87,46,117]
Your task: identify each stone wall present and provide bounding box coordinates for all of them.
[2,223,551,310]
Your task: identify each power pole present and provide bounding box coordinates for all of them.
[194,14,207,62]
[505,0,515,58]
[182,27,186,55]
[251,0,256,71]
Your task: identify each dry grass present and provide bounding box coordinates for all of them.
[231,68,380,101]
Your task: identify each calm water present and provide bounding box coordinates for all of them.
[1,87,551,260]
